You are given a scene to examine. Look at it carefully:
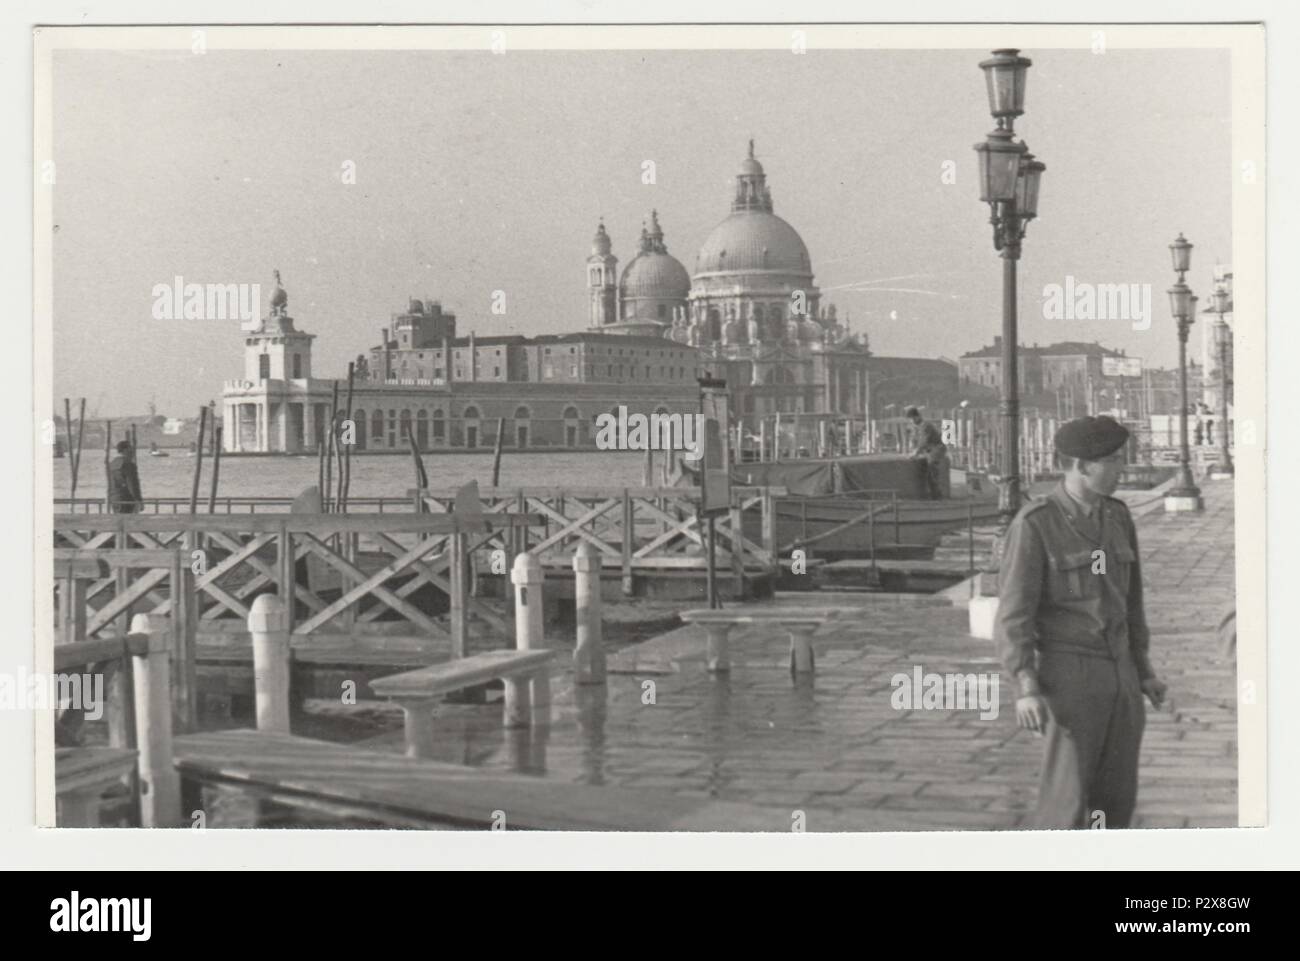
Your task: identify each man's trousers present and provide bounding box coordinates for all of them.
[1033,649,1147,829]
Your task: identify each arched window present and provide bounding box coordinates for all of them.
[514,406,531,420]
[563,406,580,420]
[706,308,721,343]
[371,410,383,447]
[463,405,480,420]
[432,409,445,443]
[767,313,786,341]
[399,409,412,444]
[514,406,531,448]
[416,409,428,450]
[354,409,367,450]
[462,405,481,449]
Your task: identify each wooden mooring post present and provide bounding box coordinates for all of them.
[509,552,549,727]
[572,542,605,684]
[249,594,290,734]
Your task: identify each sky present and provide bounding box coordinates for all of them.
[49,45,1232,416]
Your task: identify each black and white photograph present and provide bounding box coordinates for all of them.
[22,18,1272,857]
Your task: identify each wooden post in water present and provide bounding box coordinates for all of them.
[341,362,355,513]
[71,398,86,502]
[175,535,197,732]
[103,420,113,511]
[249,594,290,733]
[491,416,505,488]
[761,487,777,574]
[207,425,223,513]
[323,381,338,512]
[572,543,605,684]
[405,424,429,492]
[188,406,207,514]
[620,488,634,597]
[729,500,744,599]
[773,412,782,461]
[448,529,467,659]
[509,552,547,727]
[63,398,74,491]
[129,612,181,827]
[758,418,767,462]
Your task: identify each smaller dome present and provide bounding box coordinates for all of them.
[620,250,691,301]
[408,298,425,314]
[592,221,612,256]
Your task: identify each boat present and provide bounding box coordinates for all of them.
[685,453,1002,558]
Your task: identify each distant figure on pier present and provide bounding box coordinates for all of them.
[906,406,948,499]
[108,440,143,513]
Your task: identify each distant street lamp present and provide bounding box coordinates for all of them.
[1165,234,1203,512]
[974,49,1045,522]
[1209,284,1234,476]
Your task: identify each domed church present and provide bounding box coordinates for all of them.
[588,141,853,352]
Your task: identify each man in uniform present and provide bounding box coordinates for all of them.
[107,439,143,513]
[907,406,948,499]
[994,415,1168,829]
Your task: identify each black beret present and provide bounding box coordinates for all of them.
[1054,415,1129,460]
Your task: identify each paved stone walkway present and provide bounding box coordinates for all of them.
[357,478,1239,831]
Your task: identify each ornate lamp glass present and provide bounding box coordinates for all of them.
[974,129,1026,203]
[978,49,1032,120]
[1168,282,1193,320]
[1212,286,1231,314]
[1169,233,1193,274]
[1015,153,1046,220]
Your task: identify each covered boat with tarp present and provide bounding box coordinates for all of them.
[682,453,1003,558]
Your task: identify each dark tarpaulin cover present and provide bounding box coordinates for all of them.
[729,455,929,498]
[731,459,834,496]
[836,455,929,499]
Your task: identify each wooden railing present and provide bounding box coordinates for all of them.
[53,512,543,658]
[409,485,784,592]
[55,495,407,514]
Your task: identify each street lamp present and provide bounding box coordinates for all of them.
[1165,233,1203,512]
[1209,283,1234,477]
[974,49,1045,522]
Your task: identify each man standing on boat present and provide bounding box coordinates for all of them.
[994,415,1168,829]
[108,439,143,513]
[906,406,948,499]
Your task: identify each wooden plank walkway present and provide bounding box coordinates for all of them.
[172,729,844,831]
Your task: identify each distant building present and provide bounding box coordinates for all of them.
[222,143,951,453]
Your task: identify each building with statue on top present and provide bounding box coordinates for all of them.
[222,143,959,453]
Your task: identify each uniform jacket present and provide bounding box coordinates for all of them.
[994,482,1154,697]
[108,454,143,509]
[912,420,947,460]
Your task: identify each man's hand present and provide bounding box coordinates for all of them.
[1141,676,1168,710]
[1015,695,1051,736]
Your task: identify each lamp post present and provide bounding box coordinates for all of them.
[974,49,1045,523]
[1209,284,1234,477]
[1165,234,1203,512]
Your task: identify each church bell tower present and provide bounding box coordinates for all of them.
[587,220,619,328]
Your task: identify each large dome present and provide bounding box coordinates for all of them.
[620,249,691,299]
[695,211,812,276]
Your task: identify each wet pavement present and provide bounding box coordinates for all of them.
[348,478,1239,831]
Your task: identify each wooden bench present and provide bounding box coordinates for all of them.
[56,747,138,827]
[679,607,843,674]
[370,649,557,758]
[172,729,832,831]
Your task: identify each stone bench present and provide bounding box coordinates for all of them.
[370,649,557,758]
[679,607,843,674]
[56,747,138,827]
